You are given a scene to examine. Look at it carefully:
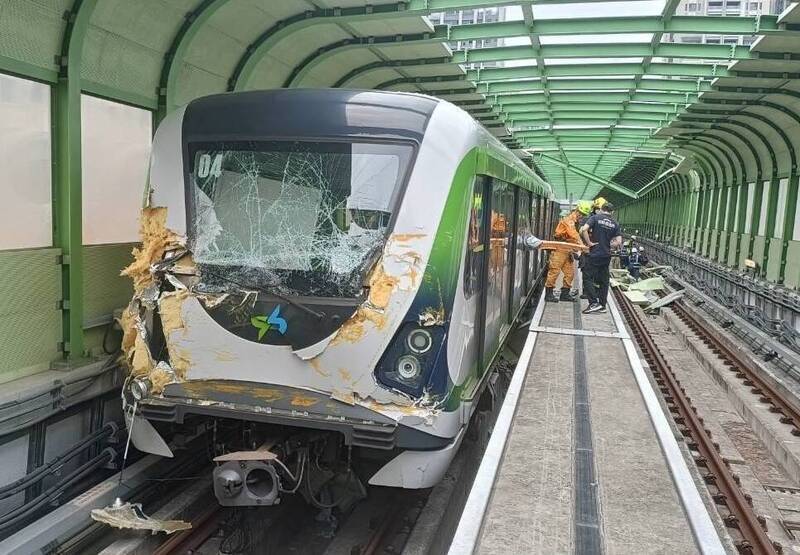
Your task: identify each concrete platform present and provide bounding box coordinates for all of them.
[452,290,725,554]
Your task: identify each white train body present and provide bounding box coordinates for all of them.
[122,90,554,501]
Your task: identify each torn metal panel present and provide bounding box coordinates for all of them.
[624,290,652,305]
[628,276,666,291]
[645,290,685,312]
[91,502,190,534]
[125,408,173,458]
[121,207,183,293]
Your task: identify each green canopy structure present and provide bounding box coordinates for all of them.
[1,0,799,359]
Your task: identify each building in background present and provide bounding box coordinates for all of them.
[670,0,786,45]
[428,8,507,67]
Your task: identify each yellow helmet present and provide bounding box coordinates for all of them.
[593,196,608,209]
[576,200,593,215]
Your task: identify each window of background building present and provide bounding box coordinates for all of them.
[725,1,742,13]
[0,73,52,250]
[81,95,152,245]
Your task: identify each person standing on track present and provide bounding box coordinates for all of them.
[579,202,622,314]
[544,201,592,303]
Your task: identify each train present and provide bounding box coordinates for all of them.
[120,89,556,508]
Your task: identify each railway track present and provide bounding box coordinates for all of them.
[148,488,428,555]
[152,505,225,555]
[613,287,780,554]
[668,299,800,437]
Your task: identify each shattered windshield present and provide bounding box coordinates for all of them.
[188,140,414,298]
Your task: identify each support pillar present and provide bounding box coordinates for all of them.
[53,0,97,359]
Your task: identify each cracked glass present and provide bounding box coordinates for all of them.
[188,141,414,298]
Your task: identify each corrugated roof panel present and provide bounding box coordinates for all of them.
[296,49,381,87]
[82,0,186,101]
[347,68,406,89]
[347,16,435,36]
[404,64,465,78]
[373,42,451,59]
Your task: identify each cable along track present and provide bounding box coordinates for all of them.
[613,288,780,555]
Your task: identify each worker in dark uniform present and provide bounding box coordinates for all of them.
[573,200,594,298]
[579,202,622,314]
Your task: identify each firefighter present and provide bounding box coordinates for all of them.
[592,196,608,215]
[545,201,592,302]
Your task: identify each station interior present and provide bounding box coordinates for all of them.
[2,0,800,553]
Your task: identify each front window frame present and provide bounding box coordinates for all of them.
[182,137,418,299]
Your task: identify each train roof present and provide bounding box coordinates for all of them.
[183,89,441,145]
[181,89,552,199]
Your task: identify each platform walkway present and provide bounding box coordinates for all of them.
[450,290,726,554]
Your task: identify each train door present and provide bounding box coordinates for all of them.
[513,189,530,311]
[483,179,515,365]
[528,192,538,289]
[464,176,489,378]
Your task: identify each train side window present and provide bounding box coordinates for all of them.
[464,178,487,298]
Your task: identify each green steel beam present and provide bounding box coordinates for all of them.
[158,0,229,120]
[503,103,682,114]
[283,27,449,88]
[679,113,792,175]
[493,91,700,105]
[510,109,675,121]
[469,62,730,81]
[338,57,737,94]
[535,153,638,198]
[228,1,454,91]
[229,4,767,90]
[513,117,667,127]
[54,0,98,359]
[333,56,455,88]
[229,0,620,90]
[484,78,712,94]
[280,22,758,89]
[455,42,753,63]
[0,55,58,84]
[449,15,779,42]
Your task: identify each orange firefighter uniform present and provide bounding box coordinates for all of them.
[545,210,583,290]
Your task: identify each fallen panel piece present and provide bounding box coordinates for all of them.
[623,290,651,305]
[628,276,665,291]
[213,444,277,462]
[645,290,685,312]
[91,501,191,534]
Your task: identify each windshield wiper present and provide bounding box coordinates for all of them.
[200,269,326,321]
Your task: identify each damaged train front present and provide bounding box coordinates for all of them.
[116,95,451,510]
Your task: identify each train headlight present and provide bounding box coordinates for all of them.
[130,378,151,401]
[407,329,433,354]
[375,323,445,396]
[397,355,422,381]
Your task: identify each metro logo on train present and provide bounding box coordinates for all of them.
[250,306,288,339]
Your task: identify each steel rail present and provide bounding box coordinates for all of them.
[613,287,778,555]
[669,300,800,436]
[153,505,224,555]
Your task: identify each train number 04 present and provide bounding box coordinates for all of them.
[197,153,223,178]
